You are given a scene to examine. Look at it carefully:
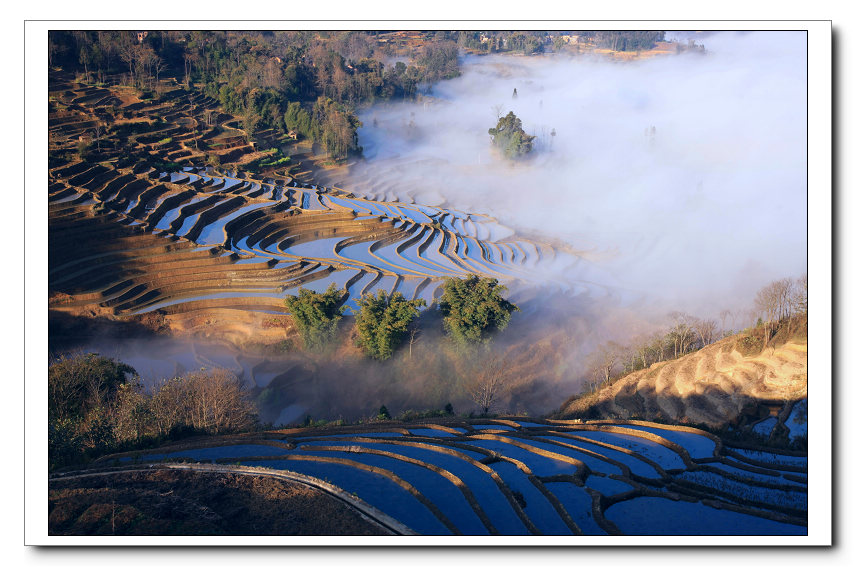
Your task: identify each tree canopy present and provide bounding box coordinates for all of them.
[354,290,426,360]
[439,275,518,346]
[488,111,535,159]
[284,283,346,351]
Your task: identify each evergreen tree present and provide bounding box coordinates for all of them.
[354,290,426,360]
[439,275,518,346]
[284,284,346,351]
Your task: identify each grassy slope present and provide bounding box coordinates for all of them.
[557,323,808,430]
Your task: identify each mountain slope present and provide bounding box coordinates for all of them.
[558,335,807,429]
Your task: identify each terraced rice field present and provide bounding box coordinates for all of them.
[99,418,807,536]
[48,76,597,321]
[50,162,581,317]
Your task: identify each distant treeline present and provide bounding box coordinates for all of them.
[458,30,666,55]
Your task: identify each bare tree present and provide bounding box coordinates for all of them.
[491,103,505,123]
[407,325,420,359]
[49,35,58,68]
[650,330,670,363]
[94,123,104,153]
[466,354,508,415]
[793,273,808,314]
[153,54,166,86]
[755,280,783,345]
[693,319,716,346]
[150,369,257,435]
[117,33,137,86]
[588,341,627,387]
[667,311,697,357]
[719,309,733,334]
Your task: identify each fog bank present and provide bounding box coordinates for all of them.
[348,31,807,315]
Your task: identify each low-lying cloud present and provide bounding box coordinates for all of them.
[346,31,807,316]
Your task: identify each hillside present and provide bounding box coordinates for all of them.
[557,331,807,431]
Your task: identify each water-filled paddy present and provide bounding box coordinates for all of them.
[543,482,607,535]
[519,436,660,479]
[752,417,778,437]
[487,460,572,535]
[701,462,804,487]
[254,458,452,535]
[785,400,807,440]
[466,438,579,477]
[675,470,807,511]
[605,496,807,536]
[536,436,625,477]
[564,430,686,470]
[295,448,490,535]
[730,448,807,470]
[614,424,717,460]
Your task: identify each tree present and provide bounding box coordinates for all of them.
[719,309,733,334]
[693,317,719,347]
[243,98,260,142]
[116,32,137,85]
[354,289,426,360]
[488,111,535,159]
[48,353,137,421]
[793,273,808,314]
[667,311,698,357]
[466,354,508,415]
[439,275,518,346]
[587,341,626,387]
[153,369,258,435]
[284,284,346,351]
[755,278,794,345]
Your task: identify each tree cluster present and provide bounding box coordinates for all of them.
[488,111,535,160]
[48,354,258,470]
[285,274,518,360]
[754,274,808,345]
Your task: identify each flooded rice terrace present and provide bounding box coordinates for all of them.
[53,155,608,424]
